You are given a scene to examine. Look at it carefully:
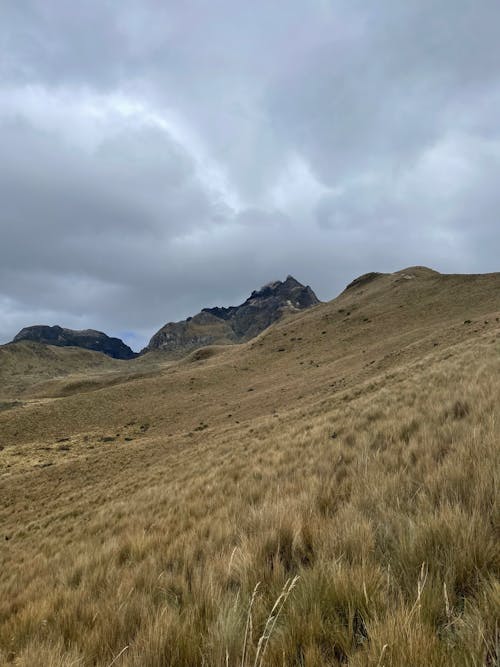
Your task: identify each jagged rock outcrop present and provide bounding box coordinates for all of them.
[12,325,136,360]
[146,275,320,356]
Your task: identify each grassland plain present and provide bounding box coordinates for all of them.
[0,268,499,666]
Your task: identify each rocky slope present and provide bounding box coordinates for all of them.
[12,325,136,360]
[145,275,320,356]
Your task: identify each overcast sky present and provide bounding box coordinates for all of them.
[1,1,500,350]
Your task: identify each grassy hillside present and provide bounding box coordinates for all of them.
[0,341,121,399]
[0,268,499,666]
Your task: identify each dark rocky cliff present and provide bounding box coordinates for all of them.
[12,325,136,360]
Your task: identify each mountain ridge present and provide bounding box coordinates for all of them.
[144,274,320,356]
[8,275,320,360]
[8,266,497,362]
[12,325,137,360]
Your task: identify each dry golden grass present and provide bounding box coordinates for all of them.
[0,268,499,665]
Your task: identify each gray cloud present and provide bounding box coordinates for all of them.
[1,1,500,350]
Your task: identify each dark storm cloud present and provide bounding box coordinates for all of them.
[1,0,500,349]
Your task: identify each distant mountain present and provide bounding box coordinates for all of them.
[12,325,136,360]
[145,275,320,356]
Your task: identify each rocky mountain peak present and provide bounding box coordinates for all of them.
[146,276,320,356]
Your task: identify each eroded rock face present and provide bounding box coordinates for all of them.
[12,325,136,359]
[145,276,320,356]
[146,311,237,356]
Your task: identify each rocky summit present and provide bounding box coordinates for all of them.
[145,275,320,356]
[12,325,136,360]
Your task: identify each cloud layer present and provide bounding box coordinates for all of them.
[1,1,500,349]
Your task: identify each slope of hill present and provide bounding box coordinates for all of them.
[145,275,319,356]
[0,267,499,666]
[0,340,122,399]
[12,325,137,359]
